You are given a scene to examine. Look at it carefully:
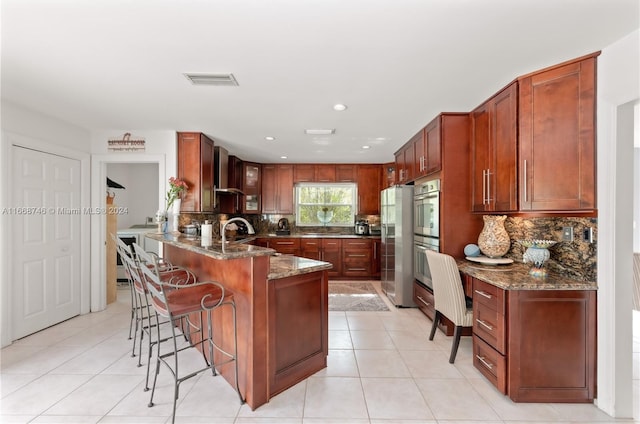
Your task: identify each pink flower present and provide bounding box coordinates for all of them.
[166,177,188,209]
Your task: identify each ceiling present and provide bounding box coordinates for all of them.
[2,0,638,164]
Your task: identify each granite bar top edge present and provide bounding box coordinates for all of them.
[457,259,597,291]
[146,232,275,260]
[267,255,333,280]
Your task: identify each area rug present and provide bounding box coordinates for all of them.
[328,281,389,311]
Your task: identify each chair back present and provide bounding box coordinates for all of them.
[425,250,469,326]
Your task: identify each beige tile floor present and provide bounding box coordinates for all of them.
[1,282,639,424]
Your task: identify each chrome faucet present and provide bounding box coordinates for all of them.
[221,217,255,245]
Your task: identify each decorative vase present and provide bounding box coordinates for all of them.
[477,215,510,258]
[170,199,181,233]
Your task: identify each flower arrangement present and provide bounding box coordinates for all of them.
[166,177,188,210]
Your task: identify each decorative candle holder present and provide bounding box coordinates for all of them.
[519,239,558,277]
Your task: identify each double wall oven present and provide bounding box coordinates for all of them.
[413,179,440,289]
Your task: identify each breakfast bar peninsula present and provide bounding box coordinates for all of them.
[146,233,332,410]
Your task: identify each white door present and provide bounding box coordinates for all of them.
[11,146,81,339]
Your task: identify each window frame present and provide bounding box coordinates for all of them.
[295,182,357,227]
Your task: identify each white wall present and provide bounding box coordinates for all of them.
[0,101,92,347]
[596,28,640,418]
[106,163,159,229]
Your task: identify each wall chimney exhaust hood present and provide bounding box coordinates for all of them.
[214,146,245,196]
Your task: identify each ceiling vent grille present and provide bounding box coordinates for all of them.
[184,73,239,86]
[305,129,336,135]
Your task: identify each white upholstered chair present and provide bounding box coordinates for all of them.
[425,250,473,363]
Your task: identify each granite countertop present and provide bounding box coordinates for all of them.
[259,233,381,239]
[146,232,333,279]
[457,259,597,291]
[146,232,275,260]
[268,254,333,280]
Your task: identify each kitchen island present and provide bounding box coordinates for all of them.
[146,233,332,410]
[457,260,597,403]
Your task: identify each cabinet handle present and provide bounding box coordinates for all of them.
[349,268,366,271]
[348,254,367,257]
[481,169,487,205]
[476,319,493,331]
[486,169,492,204]
[474,289,493,299]
[476,355,494,370]
[523,159,528,203]
[278,242,295,245]
[416,295,431,307]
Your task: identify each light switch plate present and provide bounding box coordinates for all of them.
[562,226,574,242]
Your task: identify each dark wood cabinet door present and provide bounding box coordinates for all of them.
[262,164,293,214]
[261,165,277,213]
[321,239,341,279]
[471,83,518,212]
[243,162,261,214]
[276,165,294,214]
[293,164,315,182]
[357,165,381,215]
[492,83,519,212]
[519,57,596,212]
[177,132,215,212]
[413,128,426,177]
[300,239,322,260]
[425,118,442,175]
[315,165,336,182]
[336,165,356,182]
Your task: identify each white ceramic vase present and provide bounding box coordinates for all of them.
[170,199,181,233]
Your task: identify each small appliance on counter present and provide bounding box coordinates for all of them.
[354,220,370,235]
[276,217,290,235]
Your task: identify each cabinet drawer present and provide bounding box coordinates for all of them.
[472,278,505,314]
[473,300,506,354]
[343,239,372,249]
[473,335,507,394]
[413,281,435,319]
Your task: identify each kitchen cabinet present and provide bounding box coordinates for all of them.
[262,164,294,214]
[242,162,261,214]
[342,239,372,278]
[518,54,597,212]
[471,83,518,213]
[256,237,300,255]
[394,139,415,184]
[469,276,596,402]
[293,164,338,183]
[356,164,382,215]
[321,239,342,279]
[300,239,322,260]
[177,132,215,212]
[422,117,442,175]
[336,165,356,182]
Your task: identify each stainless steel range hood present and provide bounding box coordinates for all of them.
[214,146,245,201]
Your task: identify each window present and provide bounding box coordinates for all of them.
[296,183,356,227]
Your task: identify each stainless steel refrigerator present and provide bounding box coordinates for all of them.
[381,185,415,307]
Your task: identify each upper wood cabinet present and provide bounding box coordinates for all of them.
[335,165,356,182]
[518,55,597,212]
[293,164,356,183]
[471,82,519,213]
[424,118,442,175]
[177,132,215,212]
[357,164,382,215]
[242,162,261,214]
[262,164,294,214]
[395,138,416,184]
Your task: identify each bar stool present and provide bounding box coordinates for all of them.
[127,243,196,390]
[136,246,243,422]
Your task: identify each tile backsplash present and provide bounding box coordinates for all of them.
[502,216,597,282]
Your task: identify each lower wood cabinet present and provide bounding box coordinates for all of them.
[342,239,372,278]
[469,276,597,403]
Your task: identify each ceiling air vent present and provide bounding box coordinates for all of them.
[184,73,239,86]
[305,129,335,135]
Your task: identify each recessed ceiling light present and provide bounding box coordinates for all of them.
[362,145,371,149]
[280,155,288,159]
[333,104,348,111]
[265,136,276,141]
[183,73,239,86]
[305,129,336,135]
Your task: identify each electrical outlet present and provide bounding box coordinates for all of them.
[583,227,594,243]
[562,226,574,242]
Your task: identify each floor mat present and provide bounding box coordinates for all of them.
[328,281,389,311]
